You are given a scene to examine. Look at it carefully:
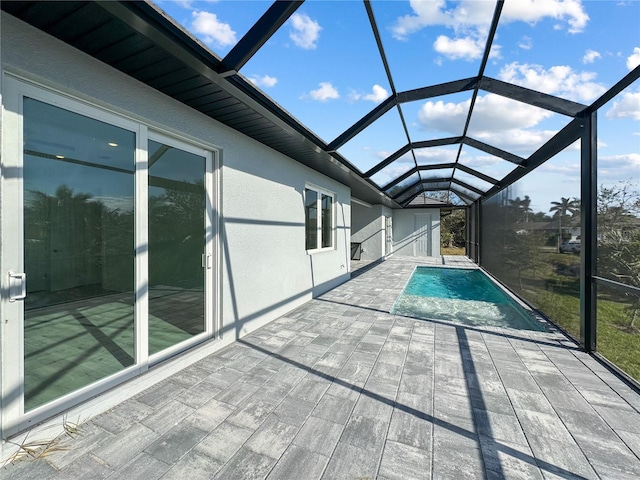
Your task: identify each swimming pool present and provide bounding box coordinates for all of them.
[392,266,545,331]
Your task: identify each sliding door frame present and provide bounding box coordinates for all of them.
[1,74,220,437]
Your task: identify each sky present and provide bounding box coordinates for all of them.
[155,0,639,213]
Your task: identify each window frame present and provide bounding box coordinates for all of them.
[304,184,336,253]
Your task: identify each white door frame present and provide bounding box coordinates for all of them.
[146,131,216,365]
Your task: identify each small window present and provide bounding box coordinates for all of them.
[305,185,335,252]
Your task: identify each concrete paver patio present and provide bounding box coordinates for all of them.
[3,256,640,479]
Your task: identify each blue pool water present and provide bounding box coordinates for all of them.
[392,267,545,331]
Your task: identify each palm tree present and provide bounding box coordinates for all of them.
[508,195,533,223]
[549,197,579,251]
[521,195,532,223]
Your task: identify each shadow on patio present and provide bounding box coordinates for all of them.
[3,257,640,479]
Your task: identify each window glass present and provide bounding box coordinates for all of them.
[148,140,206,356]
[305,187,334,251]
[23,98,135,410]
[321,194,333,248]
[305,188,318,250]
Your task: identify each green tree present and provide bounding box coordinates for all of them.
[504,231,545,290]
[440,208,465,249]
[598,181,640,236]
[597,181,640,327]
[508,195,533,223]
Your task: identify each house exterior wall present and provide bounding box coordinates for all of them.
[0,13,350,438]
[392,208,441,257]
[350,201,384,261]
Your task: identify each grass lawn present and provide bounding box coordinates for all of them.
[441,246,466,255]
[493,250,640,381]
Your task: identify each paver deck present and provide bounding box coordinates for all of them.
[3,256,640,479]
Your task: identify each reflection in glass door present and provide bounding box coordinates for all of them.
[22,98,136,411]
[148,139,208,356]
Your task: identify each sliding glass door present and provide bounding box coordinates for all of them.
[22,98,137,411]
[148,138,211,356]
[1,77,216,435]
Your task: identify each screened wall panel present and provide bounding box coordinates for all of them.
[595,78,640,381]
[480,151,581,339]
[596,284,640,381]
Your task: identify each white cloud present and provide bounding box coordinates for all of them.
[350,84,389,103]
[498,62,606,103]
[376,151,413,163]
[289,13,321,49]
[433,35,484,61]
[582,49,601,64]
[391,0,588,42]
[248,74,278,88]
[460,155,502,169]
[537,161,581,177]
[391,0,494,40]
[459,154,517,176]
[598,153,640,182]
[308,82,339,102]
[417,99,470,134]
[171,0,219,8]
[501,0,589,33]
[191,11,236,48]
[371,162,415,186]
[627,47,640,70]
[606,91,640,120]
[518,36,533,50]
[414,148,459,164]
[417,94,559,155]
[364,85,389,103]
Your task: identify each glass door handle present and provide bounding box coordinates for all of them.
[8,271,27,302]
[201,254,212,269]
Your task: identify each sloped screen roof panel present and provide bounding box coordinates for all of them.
[3,0,638,210]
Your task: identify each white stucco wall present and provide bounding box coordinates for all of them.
[0,13,350,438]
[392,208,441,257]
[350,201,384,261]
